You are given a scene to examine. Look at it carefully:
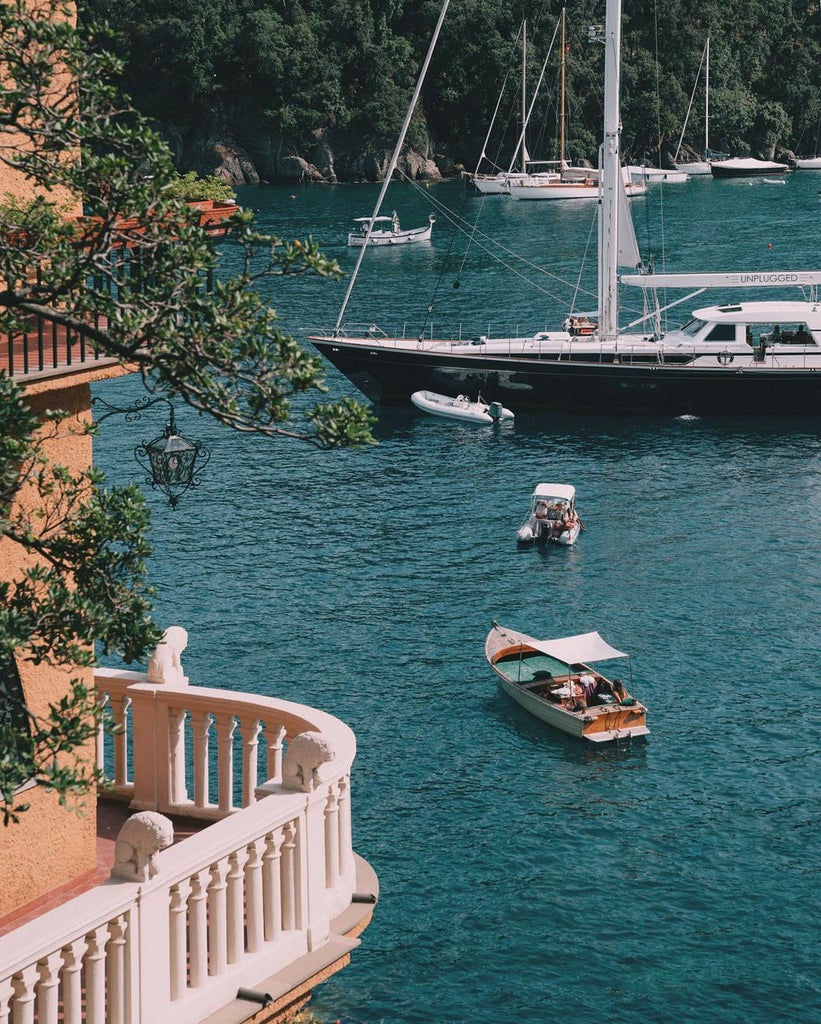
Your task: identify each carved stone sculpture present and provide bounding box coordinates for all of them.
[281,731,336,792]
[112,811,175,881]
[147,626,189,685]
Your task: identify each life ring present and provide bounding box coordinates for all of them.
[717,350,734,365]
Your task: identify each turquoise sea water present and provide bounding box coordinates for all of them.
[94,174,821,1024]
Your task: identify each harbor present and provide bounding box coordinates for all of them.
[92,168,820,1021]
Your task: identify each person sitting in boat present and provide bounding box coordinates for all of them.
[578,673,599,705]
[611,678,629,701]
[563,315,597,337]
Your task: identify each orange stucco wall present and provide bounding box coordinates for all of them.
[0,1,82,216]
[0,382,98,918]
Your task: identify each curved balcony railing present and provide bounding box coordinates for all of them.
[0,664,366,1024]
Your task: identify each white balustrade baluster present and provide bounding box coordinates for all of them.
[95,692,109,776]
[262,830,284,943]
[192,712,212,810]
[106,915,128,1024]
[241,718,263,807]
[167,706,188,806]
[35,952,62,1024]
[266,725,286,784]
[111,695,132,787]
[324,788,340,889]
[280,821,298,931]
[244,840,264,953]
[0,976,13,1024]
[207,860,229,977]
[84,926,109,1024]
[168,880,192,1000]
[10,965,38,1024]
[338,775,354,882]
[187,870,209,989]
[226,848,248,965]
[214,713,237,813]
[60,939,86,1024]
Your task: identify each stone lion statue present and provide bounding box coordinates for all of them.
[112,811,175,881]
[281,731,336,792]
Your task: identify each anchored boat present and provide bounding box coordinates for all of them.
[485,622,649,743]
[310,0,821,416]
[411,390,513,424]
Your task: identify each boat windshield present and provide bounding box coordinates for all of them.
[680,317,706,338]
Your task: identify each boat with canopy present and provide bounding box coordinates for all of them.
[485,622,649,743]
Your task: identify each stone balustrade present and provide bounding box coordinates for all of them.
[0,666,362,1023]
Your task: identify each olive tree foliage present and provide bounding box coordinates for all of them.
[0,0,374,823]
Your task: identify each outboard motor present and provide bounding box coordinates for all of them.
[488,401,504,421]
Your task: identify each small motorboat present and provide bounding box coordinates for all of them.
[410,391,514,424]
[347,211,435,246]
[485,621,649,743]
[516,483,582,546]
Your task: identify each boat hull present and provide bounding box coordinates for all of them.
[348,225,433,246]
[497,676,648,742]
[309,338,821,415]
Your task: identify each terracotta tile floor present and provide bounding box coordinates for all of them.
[0,799,209,937]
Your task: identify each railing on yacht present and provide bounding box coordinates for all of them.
[0,665,361,1024]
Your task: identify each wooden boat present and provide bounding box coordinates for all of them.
[411,390,514,424]
[485,622,649,743]
[347,212,435,246]
[516,483,582,546]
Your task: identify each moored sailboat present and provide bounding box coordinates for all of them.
[309,0,821,416]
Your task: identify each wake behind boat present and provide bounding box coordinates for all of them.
[411,390,514,424]
[310,0,821,416]
[485,622,649,743]
[347,211,435,246]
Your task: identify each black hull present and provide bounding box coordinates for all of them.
[310,340,821,415]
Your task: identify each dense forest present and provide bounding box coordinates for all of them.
[80,0,821,183]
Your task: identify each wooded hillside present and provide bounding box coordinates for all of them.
[81,0,821,182]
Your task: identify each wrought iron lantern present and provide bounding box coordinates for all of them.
[91,396,210,508]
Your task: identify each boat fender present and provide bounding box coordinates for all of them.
[717,350,734,365]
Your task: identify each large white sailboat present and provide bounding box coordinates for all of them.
[470,19,560,195]
[310,0,821,416]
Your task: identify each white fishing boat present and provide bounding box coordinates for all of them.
[411,390,513,424]
[710,157,790,178]
[795,156,821,170]
[347,212,435,246]
[515,484,582,546]
[485,622,649,743]
[310,0,821,416]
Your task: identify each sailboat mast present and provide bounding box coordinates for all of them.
[704,35,710,155]
[597,0,623,343]
[521,20,529,170]
[560,5,566,166]
[334,0,451,332]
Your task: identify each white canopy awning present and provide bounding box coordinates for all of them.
[534,483,575,501]
[529,631,628,665]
